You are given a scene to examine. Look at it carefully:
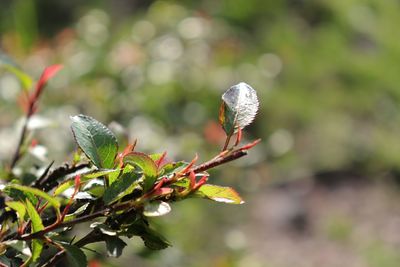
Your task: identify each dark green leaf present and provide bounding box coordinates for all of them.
[64,244,87,267]
[123,152,158,191]
[103,171,142,204]
[2,240,30,257]
[105,236,127,258]
[141,228,171,250]
[124,219,171,250]
[0,255,23,267]
[196,184,244,204]
[219,102,237,135]
[71,115,118,169]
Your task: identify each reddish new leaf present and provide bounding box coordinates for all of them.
[32,64,63,100]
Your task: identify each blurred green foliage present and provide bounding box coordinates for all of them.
[1,0,400,266]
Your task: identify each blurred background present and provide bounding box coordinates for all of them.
[1,0,400,266]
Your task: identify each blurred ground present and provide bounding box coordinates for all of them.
[1,0,400,266]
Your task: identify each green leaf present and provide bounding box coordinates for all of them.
[71,115,118,169]
[82,179,104,197]
[0,255,23,266]
[3,182,38,206]
[103,171,142,204]
[104,236,127,257]
[25,199,44,232]
[64,244,87,267]
[0,50,33,90]
[64,203,90,222]
[123,152,158,191]
[196,184,244,204]
[25,199,44,263]
[172,178,190,188]
[53,181,74,196]
[7,184,60,215]
[5,201,26,225]
[143,201,171,217]
[219,82,259,135]
[3,65,33,90]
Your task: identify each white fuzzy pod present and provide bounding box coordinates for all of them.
[221,82,259,130]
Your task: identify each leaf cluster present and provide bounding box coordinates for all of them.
[0,64,259,266]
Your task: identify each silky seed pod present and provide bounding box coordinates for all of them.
[219,82,259,135]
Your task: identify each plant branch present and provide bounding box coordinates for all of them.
[9,113,31,170]
[35,163,90,191]
[40,230,104,267]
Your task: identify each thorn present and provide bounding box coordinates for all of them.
[155,151,167,168]
[239,138,261,151]
[188,171,196,189]
[193,175,208,190]
[153,177,168,191]
[153,187,173,196]
[181,154,199,174]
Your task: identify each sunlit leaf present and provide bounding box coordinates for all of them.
[195,184,244,204]
[143,201,171,217]
[24,199,44,263]
[123,152,158,191]
[54,169,119,196]
[219,82,259,135]
[82,179,104,197]
[64,203,90,222]
[5,201,26,225]
[71,115,118,169]
[90,222,118,236]
[24,199,44,233]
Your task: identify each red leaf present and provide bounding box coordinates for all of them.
[33,64,63,99]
